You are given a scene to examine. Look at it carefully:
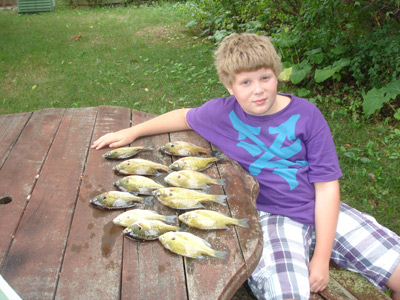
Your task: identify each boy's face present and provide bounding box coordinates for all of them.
[226,68,281,116]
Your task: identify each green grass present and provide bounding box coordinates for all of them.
[0,1,226,114]
[0,1,398,235]
[325,106,400,235]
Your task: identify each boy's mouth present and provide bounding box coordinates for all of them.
[253,99,266,105]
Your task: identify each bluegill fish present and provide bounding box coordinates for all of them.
[160,141,210,157]
[123,220,180,241]
[113,209,177,227]
[90,191,148,210]
[164,170,226,189]
[152,187,227,210]
[114,175,164,195]
[169,154,226,172]
[159,231,228,259]
[179,209,250,230]
[113,158,169,175]
[103,146,153,160]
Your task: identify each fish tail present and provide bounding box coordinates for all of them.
[210,150,226,160]
[212,250,228,260]
[179,225,190,232]
[142,196,154,206]
[164,215,178,224]
[177,226,187,232]
[160,165,170,173]
[213,195,227,206]
[215,178,227,186]
[236,218,250,228]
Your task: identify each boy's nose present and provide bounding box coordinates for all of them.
[254,81,264,94]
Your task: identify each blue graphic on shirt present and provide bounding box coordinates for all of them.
[229,111,308,190]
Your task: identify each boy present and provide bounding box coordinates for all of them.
[92,33,400,300]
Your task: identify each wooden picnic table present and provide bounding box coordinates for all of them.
[0,106,262,300]
[0,106,392,300]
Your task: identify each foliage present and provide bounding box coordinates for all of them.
[186,0,400,121]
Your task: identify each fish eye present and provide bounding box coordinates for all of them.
[171,144,175,148]
[177,175,181,178]
[103,196,107,199]
[138,226,142,230]
[172,237,175,240]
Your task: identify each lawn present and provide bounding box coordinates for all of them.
[0,1,226,114]
[0,1,399,235]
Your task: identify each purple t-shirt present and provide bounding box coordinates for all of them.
[186,94,342,225]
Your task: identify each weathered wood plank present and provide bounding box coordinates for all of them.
[328,262,391,300]
[319,276,358,300]
[167,131,248,300]
[1,107,97,300]
[0,108,65,269]
[120,109,187,300]
[55,106,130,300]
[0,112,31,168]
[212,154,262,299]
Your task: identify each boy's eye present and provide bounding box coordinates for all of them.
[241,80,250,85]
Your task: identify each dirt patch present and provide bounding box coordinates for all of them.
[135,23,191,45]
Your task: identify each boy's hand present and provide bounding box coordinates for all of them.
[309,256,330,293]
[91,128,135,150]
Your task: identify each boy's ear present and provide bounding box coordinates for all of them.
[225,85,234,96]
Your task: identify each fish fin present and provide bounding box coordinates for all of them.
[237,218,250,228]
[213,250,228,260]
[144,146,154,151]
[215,178,227,186]
[213,195,228,206]
[180,203,205,210]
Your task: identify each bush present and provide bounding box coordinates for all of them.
[186,0,400,120]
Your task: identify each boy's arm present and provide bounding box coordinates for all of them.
[309,179,340,293]
[91,108,192,149]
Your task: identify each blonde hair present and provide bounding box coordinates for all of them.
[214,33,282,87]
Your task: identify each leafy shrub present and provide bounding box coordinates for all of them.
[186,0,400,120]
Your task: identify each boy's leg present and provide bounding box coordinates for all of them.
[248,211,314,300]
[330,203,400,295]
[385,262,400,300]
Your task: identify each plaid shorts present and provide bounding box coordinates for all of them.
[248,203,400,300]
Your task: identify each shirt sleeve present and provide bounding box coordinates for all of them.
[304,106,342,183]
